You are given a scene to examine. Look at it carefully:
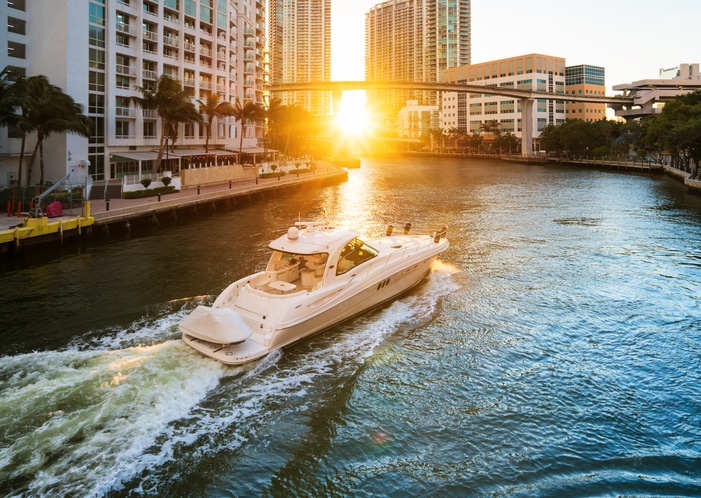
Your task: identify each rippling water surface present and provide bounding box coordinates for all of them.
[1,157,701,496]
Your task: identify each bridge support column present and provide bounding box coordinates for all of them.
[521,98,535,157]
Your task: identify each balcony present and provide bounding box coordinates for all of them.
[116,22,135,36]
[115,106,135,118]
[142,70,158,80]
[116,64,136,77]
[163,36,178,48]
[143,30,158,42]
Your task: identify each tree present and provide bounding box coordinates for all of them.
[500,131,519,155]
[642,90,701,174]
[480,120,502,152]
[14,76,91,185]
[468,132,484,154]
[263,96,285,156]
[231,98,264,163]
[197,94,233,153]
[132,75,201,173]
[429,128,445,152]
[0,68,29,185]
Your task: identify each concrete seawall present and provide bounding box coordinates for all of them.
[1,165,348,256]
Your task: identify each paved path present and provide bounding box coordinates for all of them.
[1,163,346,231]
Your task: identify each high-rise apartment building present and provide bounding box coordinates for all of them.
[0,0,266,185]
[365,0,471,116]
[441,54,567,150]
[565,65,606,122]
[268,0,331,116]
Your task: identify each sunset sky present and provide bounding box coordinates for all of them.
[332,0,701,92]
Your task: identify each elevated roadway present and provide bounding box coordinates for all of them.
[269,81,634,156]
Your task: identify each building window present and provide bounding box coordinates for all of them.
[90,117,105,144]
[8,17,25,35]
[8,0,26,11]
[89,71,105,92]
[88,93,105,114]
[89,48,105,70]
[89,25,105,48]
[7,41,26,59]
[115,120,130,138]
[116,75,130,89]
[89,3,105,26]
[116,32,130,48]
[144,121,157,139]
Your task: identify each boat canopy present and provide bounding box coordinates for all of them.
[269,224,358,254]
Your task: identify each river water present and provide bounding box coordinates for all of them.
[1,157,700,497]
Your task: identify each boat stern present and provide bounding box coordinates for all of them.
[182,333,270,365]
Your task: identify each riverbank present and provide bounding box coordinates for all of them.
[403,150,701,192]
[0,162,347,256]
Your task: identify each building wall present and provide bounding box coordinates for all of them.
[565,65,606,122]
[0,0,266,185]
[441,54,567,148]
[397,100,440,139]
[268,0,332,116]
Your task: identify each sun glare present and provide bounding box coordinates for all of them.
[336,91,370,136]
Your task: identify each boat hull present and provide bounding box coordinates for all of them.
[182,253,439,365]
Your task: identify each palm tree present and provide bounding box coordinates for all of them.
[469,132,484,154]
[17,76,91,185]
[0,68,28,185]
[501,131,519,155]
[132,75,200,173]
[197,94,233,153]
[231,98,264,164]
[263,96,285,157]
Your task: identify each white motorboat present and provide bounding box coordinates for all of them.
[180,221,448,364]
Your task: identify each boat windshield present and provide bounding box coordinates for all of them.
[336,238,378,275]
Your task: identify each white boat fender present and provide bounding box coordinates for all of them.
[180,305,253,344]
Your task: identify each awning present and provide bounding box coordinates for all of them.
[238,147,278,154]
[111,151,161,161]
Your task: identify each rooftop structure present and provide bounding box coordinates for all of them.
[611,63,701,120]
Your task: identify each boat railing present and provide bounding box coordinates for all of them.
[382,238,425,267]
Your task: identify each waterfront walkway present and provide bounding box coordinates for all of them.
[0,162,346,232]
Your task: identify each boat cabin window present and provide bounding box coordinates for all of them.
[267,251,329,273]
[336,238,378,275]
